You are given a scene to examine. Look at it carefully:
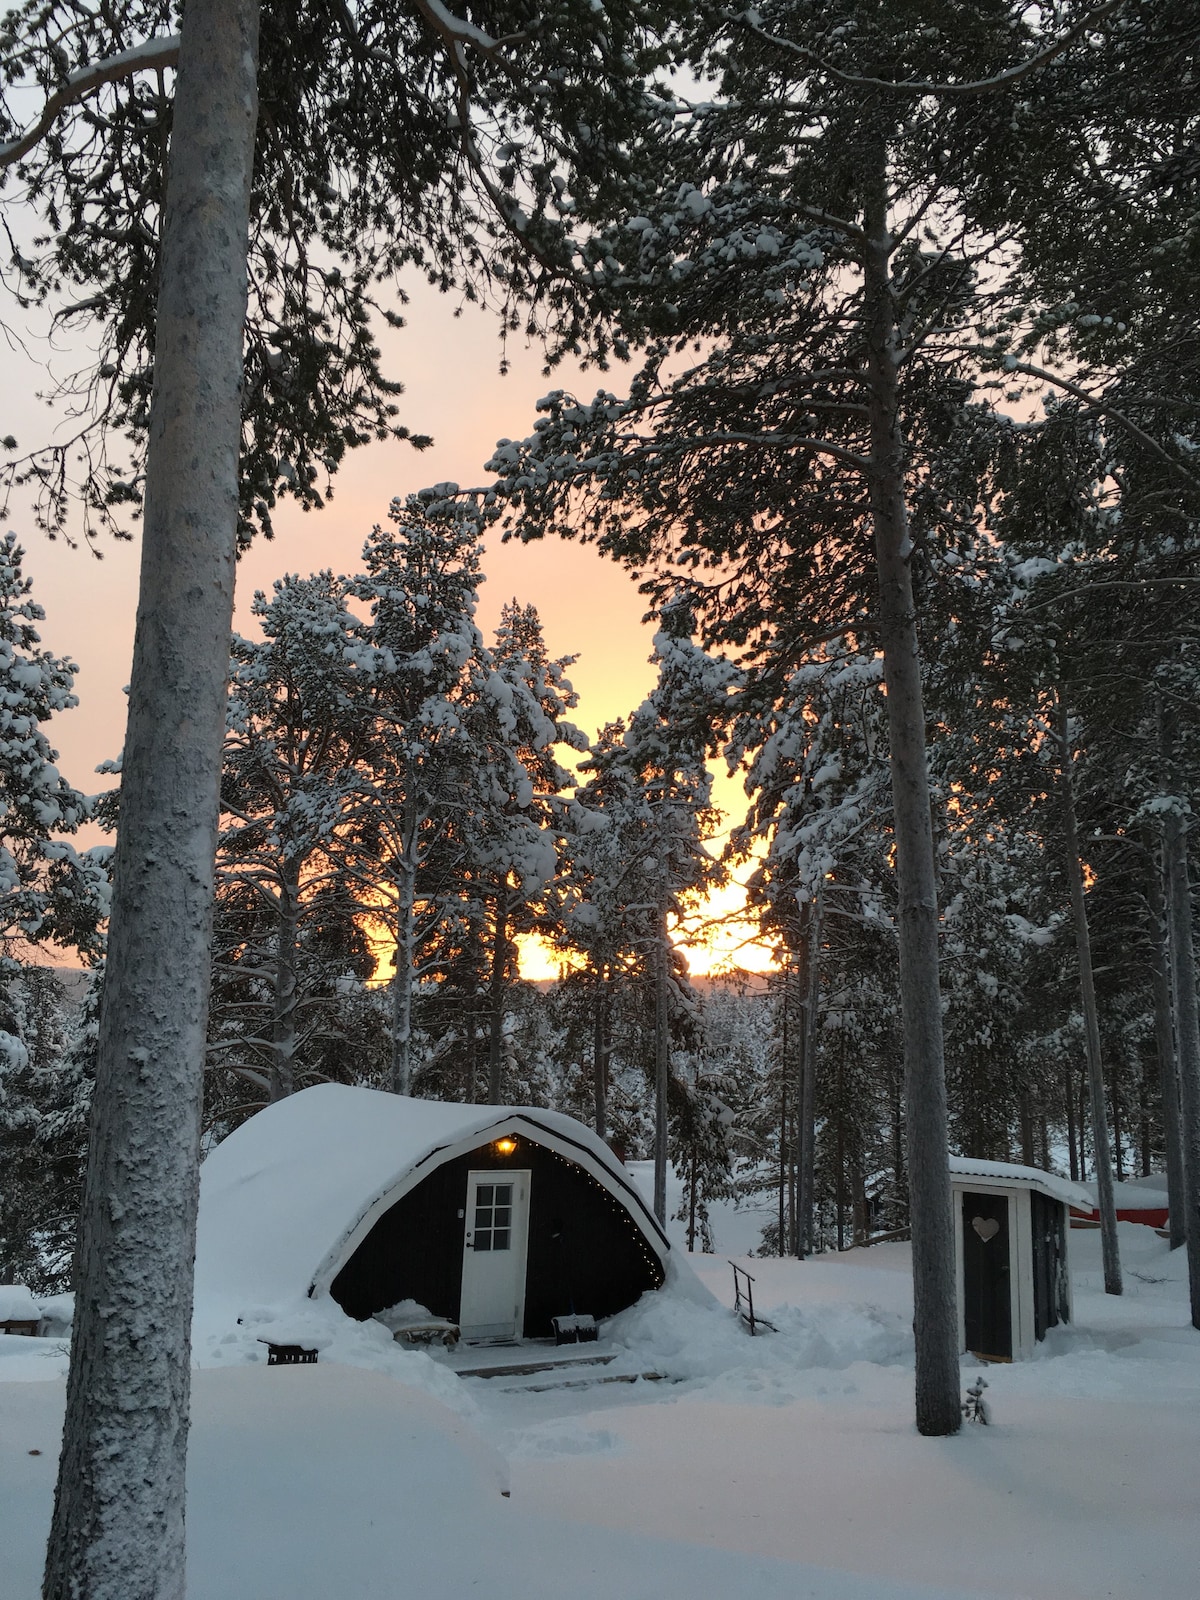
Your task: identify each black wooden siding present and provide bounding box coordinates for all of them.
[330,1137,665,1336]
[1030,1189,1069,1340]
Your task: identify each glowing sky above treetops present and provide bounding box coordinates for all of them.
[3,280,777,978]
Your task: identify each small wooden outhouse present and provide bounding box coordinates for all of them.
[950,1157,1092,1362]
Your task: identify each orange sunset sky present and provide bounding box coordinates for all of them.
[3,279,775,977]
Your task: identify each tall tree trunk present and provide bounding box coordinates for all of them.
[862,145,960,1436]
[486,892,509,1105]
[778,971,788,1256]
[652,910,670,1224]
[389,796,419,1095]
[835,1075,847,1253]
[797,896,821,1257]
[1145,834,1187,1249]
[593,964,609,1141]
[1138,1063,1152,1180]
[1018,1091,1035,1168]
[793,932,808,1257]
[1065,1061,1079,1182]
[44,4,260,1595]
[270,867,300,1101]
[1161,726,1200,1326]
[1056,693,1122,1295]
[465,965,479,1105]
[1111,1059,1125,1182]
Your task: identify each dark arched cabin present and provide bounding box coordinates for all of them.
[195,1084,669,1343]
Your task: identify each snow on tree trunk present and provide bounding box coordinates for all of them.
[1056,693,1122,1297]
[862,147,960,1437]
[1161,755,1200,1326]
[269,868,300,1101]
[42,3,259,1595]
[1144,834,1187,1252]
[653,912,670,1225]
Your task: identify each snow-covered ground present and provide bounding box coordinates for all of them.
[3,1221,1197,1599]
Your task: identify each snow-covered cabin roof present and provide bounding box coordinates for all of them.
[949,1155,1092,1211]
[195,1084,670,1313]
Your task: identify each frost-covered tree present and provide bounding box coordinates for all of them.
[581,621,731,1218]
[210,571,380,1103]
[0,538,103,1293]
[0,534,105,963]
[730,637,893,1255]
[0,966,85,1291]
[343,501,492,1094]
[5,4,683,1584]
[480,0,1191,1437]
[472,600,582,1105]
[984,405,1200,1313]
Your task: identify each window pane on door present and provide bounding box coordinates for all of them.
[471,1182,515,1254]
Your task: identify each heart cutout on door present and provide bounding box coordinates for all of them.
[971,1216,1000,1242]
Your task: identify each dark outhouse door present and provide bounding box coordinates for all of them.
[962,1191,1012,1361]
[1030,1190,1067,1341]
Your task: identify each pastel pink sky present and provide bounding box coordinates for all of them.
[3,282,772,975]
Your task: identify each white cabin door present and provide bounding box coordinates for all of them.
[459,1170,530,1341]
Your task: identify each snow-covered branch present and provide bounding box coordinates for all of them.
[1001,358,1200,492]
[0,36,181,170]
[409,0,527,58]
[680,430,869,469]
[739,0,1129,99]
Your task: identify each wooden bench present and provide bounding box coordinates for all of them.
[392,1320,460,1348]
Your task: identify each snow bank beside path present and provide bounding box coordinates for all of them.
[606,1272,911,1396]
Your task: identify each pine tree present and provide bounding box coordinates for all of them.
[4,6,684,1589]
[0,965,84,1291]
[0,533,104,962]
[474,599,582,1104]
[592,620,731,1218]
[211,571,378,1104]
[347,499,494,1094]
[480,0,1189,1436]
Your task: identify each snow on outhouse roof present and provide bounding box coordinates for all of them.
[195,1084,670,1313]
[949,1155,1092,1211]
